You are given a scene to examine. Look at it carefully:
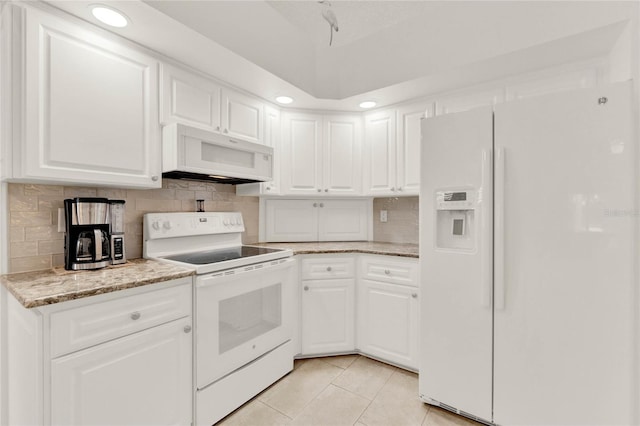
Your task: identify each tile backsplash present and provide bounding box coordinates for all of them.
[373,197,419,245]
[8,179,259,273]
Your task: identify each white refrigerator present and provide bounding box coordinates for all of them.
[419,81,637,425]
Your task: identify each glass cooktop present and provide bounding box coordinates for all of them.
[163,246,284,265]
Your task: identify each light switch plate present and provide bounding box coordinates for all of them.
[380,210,388,223]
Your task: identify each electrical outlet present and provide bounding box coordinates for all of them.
[380,210,388,223]
[57,208,66,233]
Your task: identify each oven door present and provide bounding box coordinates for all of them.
[196,257,296,388]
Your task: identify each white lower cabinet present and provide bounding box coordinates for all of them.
[358,280,419,370]
[5,277,193,426]
[51,317,192,426]
[297,254,419,370]
[300,256,356,355]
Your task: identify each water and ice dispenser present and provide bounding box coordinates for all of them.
[435,190,476,251]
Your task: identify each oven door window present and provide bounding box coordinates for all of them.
[219,284,281,354]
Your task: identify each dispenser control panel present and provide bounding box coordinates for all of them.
[435,189,476,251]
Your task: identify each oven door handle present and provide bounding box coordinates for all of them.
[196,257,296,287]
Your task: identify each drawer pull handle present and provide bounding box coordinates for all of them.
[412,293,418,298]
[130,312,141,320]
[183,325,192,333]
[326,266,332,272]
[304,286,310,291]
[384,270,391,275]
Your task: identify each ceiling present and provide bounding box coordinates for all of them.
[49,1,636,111]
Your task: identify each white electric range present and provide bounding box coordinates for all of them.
[143,212,296,426]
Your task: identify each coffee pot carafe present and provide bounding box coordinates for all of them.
[64,198,111,270]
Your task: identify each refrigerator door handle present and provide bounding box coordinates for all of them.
[495,147,506,310]
[480,149,493,308]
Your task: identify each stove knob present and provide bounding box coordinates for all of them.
[235,218,242,225]
[223,219,230,226]
[163,221,173,230]
[151,221,161,231]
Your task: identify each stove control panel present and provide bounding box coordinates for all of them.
[144,212,245,240]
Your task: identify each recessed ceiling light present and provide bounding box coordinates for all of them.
[359,101,377,109]
[276,96,293,105]
[91,5,129,28]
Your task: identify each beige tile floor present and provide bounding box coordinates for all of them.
[217,355,481,426]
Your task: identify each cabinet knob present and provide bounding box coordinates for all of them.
[223,128,229,134]
[324,189,328,192]
[319,203,324,208]
[151,175,159,182]
[130,312,141,320]
[326,266,332,272]
[384,269,391,275]
[266,186,271,191]
[317,188,322,192]
[412,293,418,298]
[216,126,220,131]
[398,187,403,191]
[304,285,309,291]
[391,187,396,192]
[313,203,318,207]
[183,325,192,333]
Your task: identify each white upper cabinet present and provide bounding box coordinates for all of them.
[505,68,598,101]
[221,89,263,144]
[281,112,323,195]
[435,88,505,115]
[281,112,361,196]
[364,105,432,196]
[160,63,264,145]
[11,5,161,188]
[236,105,281,196]
[160,63,222,132]
[364,109,396,195]
[396,103,434,195]
[322,115,362,195]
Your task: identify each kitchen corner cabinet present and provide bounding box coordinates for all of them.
[358,255,419,370]
[281,112,362,196]
[364,104,432,196]
[7,5,161,188]
[264,199,370,242]
[236,106,281,196]
[300,256,356,355]
[4,278,193,426]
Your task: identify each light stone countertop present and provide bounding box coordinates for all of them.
[249,241,419,258]
[1,258,195,309]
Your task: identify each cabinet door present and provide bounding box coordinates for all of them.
[358,280,418,369]
[262,106,281,194]
[160,63,221,132]
[396,103,433,195]
[301,279,355,355]
[318,200,369,241]
[281,112,323,195]
[322,115,362,195]
[264,199,319,242]
[51,317,192,426]
[20,7,161,188]
[364,110,396,195]
[435,88,504,115]
[220,89,263,144]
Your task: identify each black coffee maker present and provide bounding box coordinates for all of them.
[64,198,111,270]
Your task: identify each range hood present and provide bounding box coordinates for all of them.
[162,123,273,184]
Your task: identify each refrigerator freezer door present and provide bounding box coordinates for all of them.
[419,106,493,422]
[494,82,636,425]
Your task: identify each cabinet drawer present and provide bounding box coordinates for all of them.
[361,256,418,287]
[50,280,191,358]
[301,257,355,280]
